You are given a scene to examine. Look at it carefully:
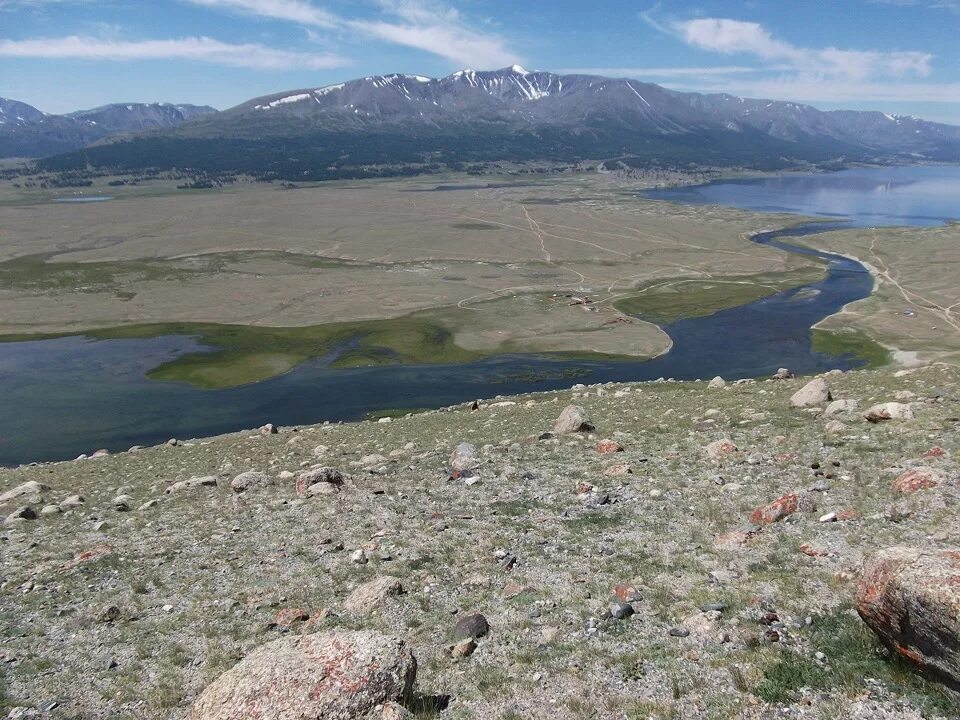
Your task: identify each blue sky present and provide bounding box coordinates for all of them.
[1,0,958,124]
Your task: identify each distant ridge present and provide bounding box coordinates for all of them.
[18,66,960,176]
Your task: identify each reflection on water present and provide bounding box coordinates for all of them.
[644,165,960,227]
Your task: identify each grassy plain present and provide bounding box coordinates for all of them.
[0,173,835,385]
[799,223,960,365]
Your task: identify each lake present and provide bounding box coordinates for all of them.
[1,164,957,465]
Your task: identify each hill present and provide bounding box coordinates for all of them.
[1,365,959,718]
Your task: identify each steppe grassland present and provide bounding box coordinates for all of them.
[801,223,960,365]
[0,175,821,376]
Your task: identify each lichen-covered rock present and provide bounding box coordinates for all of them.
[191,630,417,720]
[595,439,624,454]
[230,471,272,493]
[344,577,404,616]
[864,402,914,422]
[552,405,594,434]
[448,443,478,472]
[891,467,945,495]
[749,492,816,525]
[789,378,832,407]
[705,439,738,461]
[857,547,960,690]
[296,467,346,497]
[0,480,49,505]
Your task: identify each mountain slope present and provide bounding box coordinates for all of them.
[32,67,960,176]
[0,100,216,158]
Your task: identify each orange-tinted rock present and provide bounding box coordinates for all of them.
[575,482,594,495]
[922,446,947,459]
[714,527,762,550]
[800,543,828,557]
[857,547,960,690]
[605,463,633,476]
[275,608,310,627]
[613,584,642,602]
[60,544,113,571]
[837,509,862,522]
[595,439,624,454]
[891,467,943,495]
[749,493,800,525]
[706,439,738,461]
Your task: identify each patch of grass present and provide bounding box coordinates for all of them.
[613,266,825,324]
[450,222,500,230]
[755,608,960,714]
[811,328,891,368]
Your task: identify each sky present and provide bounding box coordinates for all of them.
[0,0,958,124]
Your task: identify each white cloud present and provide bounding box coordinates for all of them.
[182,0,520,68]
[185,0,336,28]
[559,66,757,78]
[673,17,932,81]
[0,35,346,69]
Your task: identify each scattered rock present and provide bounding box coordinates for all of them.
[296,467,346,497]
[705,439,738,461]
[39,504,61,516]
[449,637,477,658]
[191,630,417,720]
[605,463,633,476]
[275,608,310,627]
[772,368,793,380]
[750,492,816,525]
[891,467,945,495]
[595,439,624,454]
[259,423,278,435]
[552,405,594,434]
[344,577,404,616]
[610,601,634,620]
[112,495,133,512]
[97,605,121,623]
[453,612,489,640]
[790,378,832,408]
[864,402,914,423]
[708,376,726,389]
[824,399,859,415]
[230,471,273,493]
[165,476,217,494]
[613,584,642,603]
[0,481,49,505]
[4,505,37,525]
[857,547,960,690]
[448,443,478,473]
[59,494,85,509]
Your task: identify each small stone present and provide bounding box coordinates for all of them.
[351,549,368,564]
[112,495,133,512]
[97,605,121,623]
[669,627,690,638]
[39,504,62,516]
[610,602,634,620]
[449,637,477,658]
[230,471,272,493]
[595,439,624,454]
[772,368,793,380]
[453,612,489,640]
[260,423,278,435]
[344,577,404,616]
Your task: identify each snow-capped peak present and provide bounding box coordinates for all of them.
[510,64,529,74]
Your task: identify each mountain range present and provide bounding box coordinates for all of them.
[0,100,215,158]
[10,66,960,178]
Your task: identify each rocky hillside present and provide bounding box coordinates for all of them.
[1,365,959,719]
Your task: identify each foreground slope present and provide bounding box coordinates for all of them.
[2,365,959,718]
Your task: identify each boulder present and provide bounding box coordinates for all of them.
[344,577,404,616]
[453,612,489,640]
[552,405,595,434]
[857,547,960,690]
[166,476,218,494]
[705,439,738,461]
[708,376,726,389]
[772,368,793,380]
[595,439,624,454]
[789,378,832,408]
[824,399,859,416]
[864,402,914,423]
[190,630,417,720]
[4,505,37,525]
[891,467,945,495]
[0,481,49,505]
[749,492,817,525]
[448,443,478,473]
[296,467,346,497]
[230,471,273,493]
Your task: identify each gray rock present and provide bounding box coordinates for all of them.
[230,471,273,493]
[707,376,726,389]
[790,378,832,408]
[344,576,404,616]
[552,405,595,434]
[864,402,914,422]
[0,480,49,505]
[448,443,478,473]
[191,630,417,720]
[824,398,859,415]
[4,505,37,525]
[112,495,133,512]
[165,476,218,493]
[296,467,345,497]
[610,602,634,620]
